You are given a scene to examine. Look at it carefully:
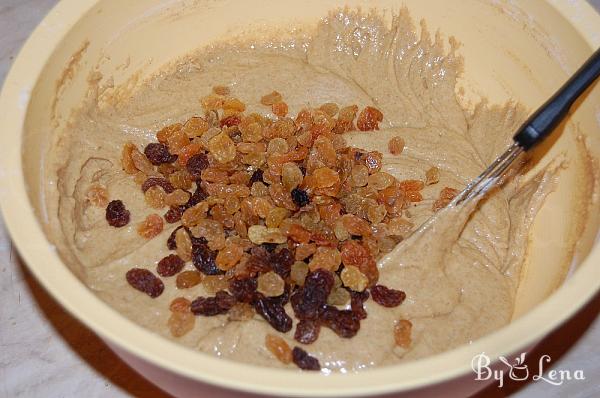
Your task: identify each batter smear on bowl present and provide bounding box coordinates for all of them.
[46,9,562,372]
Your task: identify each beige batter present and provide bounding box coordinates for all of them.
[45,9,561,372]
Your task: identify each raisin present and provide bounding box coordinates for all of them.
[262,243,278,253]
[157,254,185,277]
[291,188,310,207]
[270,248,294,278]
[294,319,320,344]
[356,106,383,131]
[141,177,175,194]
[229,277,258,303]
[265,334,293,364]
[169,297,191,312]
[164,206,184,223]
[186,185,208,208]
[319,305,360,338]
[292,347,320,371]
[254,295,293,333]
[290,270,334,321]
[190,290,236,316]
[220,115,241,128]
[144,143,177,165]
[167,226,184,250]
[125,268,164,298]
[257,271,285,297]
[394,319,413,348]
[186,153,209,180]
[192,243,224,276]
[370,285,406,307]
[137,214,164,239]
[350,290,369,320]
[249,169,264,185]
[168,311,195,337]
[106,200,130,227]
[176,270,203,289]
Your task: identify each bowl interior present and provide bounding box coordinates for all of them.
[9,0,600,395]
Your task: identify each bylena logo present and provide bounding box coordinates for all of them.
[471,352,585,388]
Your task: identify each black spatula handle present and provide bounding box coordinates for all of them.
[514,48,600,150]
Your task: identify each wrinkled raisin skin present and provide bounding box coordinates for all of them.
[192,243,224,276]
[190,291,235,316]
[350,290,369,320]
[291,188,310,207]
[144,143,177,165]
[186,153,209,180]
[229,277,258,303]
[165,206,184,223]
[370,285,406,307]
[254,295,293,333]
[270,248,294,278]
[291,270,334,321]
[142,177,175,194]
[157,254,185,277]
[294,320,320,344]
[186,186,208,208]
[167,226,184,250]
[292,347,321,371]
[126,268,164,298]
[106,200,130,227]
[320,305,360,338]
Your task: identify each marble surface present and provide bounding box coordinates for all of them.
[0,1,599,397]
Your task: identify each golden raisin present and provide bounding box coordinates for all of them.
[215,242,244,271]
[341,265,369,292]
[137,214,164,239]
[388,136,405,155]
[168,311,195,338]
[86,185,109,207]
[272,102,289,118]
[144,186,166,209]
[265,334,292,364]
[357,106,384,131]
[176,271,203,289]
[425,167,440,185]
[394,319,412,348]
[257,271,285,297]
[261,91,283,106]
[169,297,191,312]
[208,132,237,163]
[175,228,193,261]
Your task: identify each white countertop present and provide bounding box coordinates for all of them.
[1,1,599,397]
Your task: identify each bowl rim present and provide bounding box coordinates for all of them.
[0,0,599,396]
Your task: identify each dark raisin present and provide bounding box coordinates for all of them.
[291,188,310,207]
[125,268,164,298]
[270,248,294,278]
[190,235,208,247]
[157,254,185,277]
[192,243,223,275]
[215,290,237,310]
[186,185,208,208]
[254,295,293,333]
[144,143,177,165]
[164,206,184,224]
[186,153,209,180]
[370,285,406,307]
[273,283,291,306]
[350,290,369,320]
[167,226,183,250]
[319,305,360,338]
[249,169,264,184]
[190,291,235,316]
[294,320,320,344]
[220,115,241,128]
[245,247,272,276]
[261,243,278,253]
[292,347,321,371]
[290,270,334,321]
[142,177,175,194]
[106,200,130,227]
[229,277,257,303]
